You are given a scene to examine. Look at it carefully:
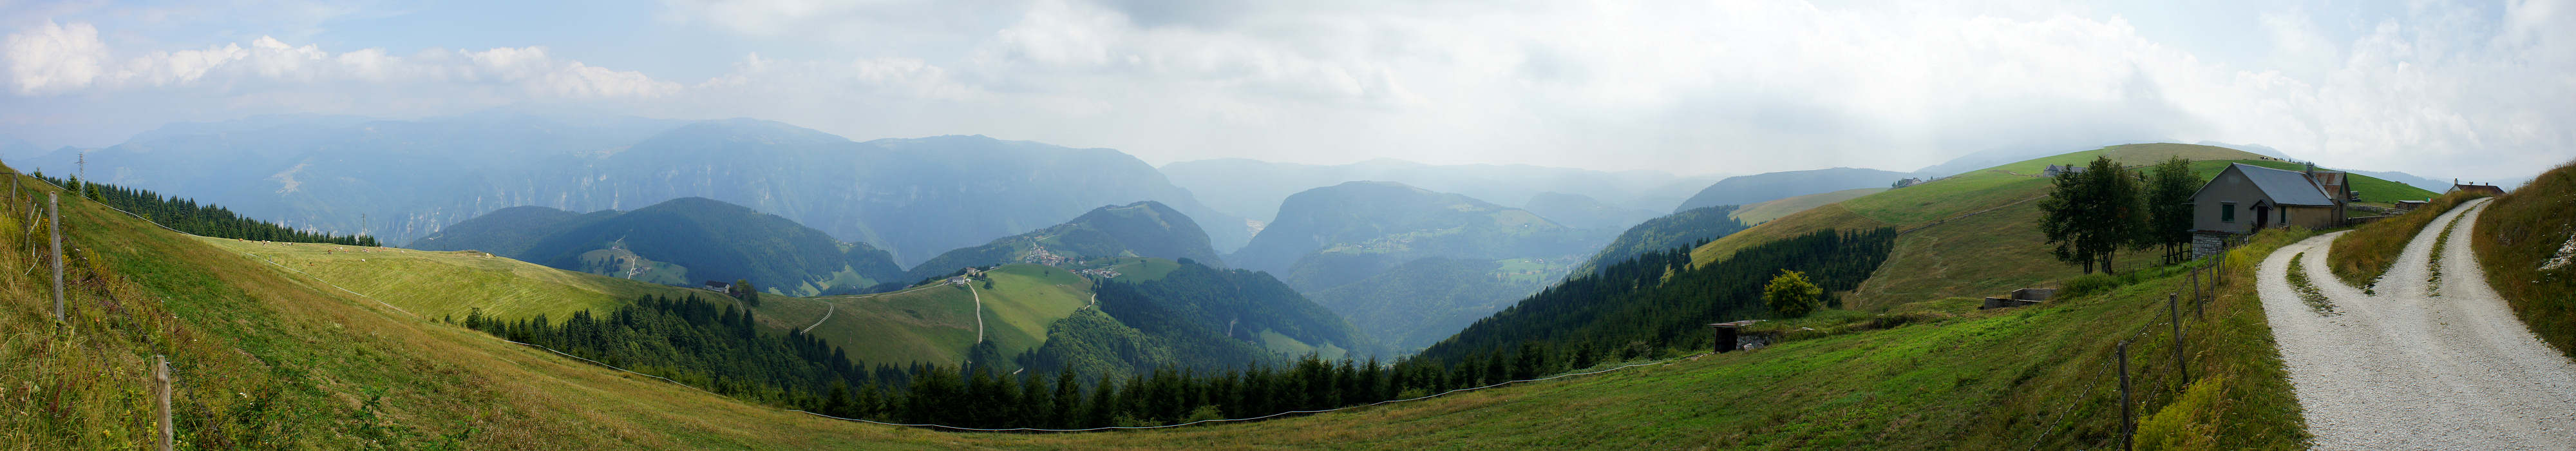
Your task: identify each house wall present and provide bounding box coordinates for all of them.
[2280,205,2340,229]
[2192,169,2271,235]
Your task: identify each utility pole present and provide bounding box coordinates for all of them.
[75,152,84,198]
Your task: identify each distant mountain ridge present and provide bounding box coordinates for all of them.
[35,111,1245,268]
[1670,168,1912,213]
[410,197,904,296]
[1160,157,1719,225]
[903,200,1226,282]
[1229,181,1605,292]
[1521,191,1662,231]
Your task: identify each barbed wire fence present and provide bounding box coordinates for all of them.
[2018,245,2235,450]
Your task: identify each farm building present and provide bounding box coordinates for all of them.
[2448,179,2508,196]
[2187,163,2350,257]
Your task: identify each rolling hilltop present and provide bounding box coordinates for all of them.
[1690,143,2433,310]
[410,197,905,296]
[902,201,1226,283]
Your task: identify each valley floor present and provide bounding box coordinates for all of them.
[2259,198,2576,449]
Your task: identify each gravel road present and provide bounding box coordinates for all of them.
[2258,198,2576,450]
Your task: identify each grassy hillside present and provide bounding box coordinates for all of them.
[2325,191,2488,290]
[0,168,980,448]
[0,159,2312,448]
[981,229,2313,449]
[202,238,715,321]
[1732,187,1883,225]
[2472,160,2576,357]
[1690,143,2411,311]
[768,264,1094,369]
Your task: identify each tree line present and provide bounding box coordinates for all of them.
[460,227,1899,430]
[28,171,380,246]
[2036,156,2198,273]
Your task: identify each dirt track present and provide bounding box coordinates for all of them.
[2258,198,2576,450]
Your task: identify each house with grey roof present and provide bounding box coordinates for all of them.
[2187,163,2350,257]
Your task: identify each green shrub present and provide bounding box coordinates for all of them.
[2059,273,2125,299]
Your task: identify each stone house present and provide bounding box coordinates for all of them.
[2188,163,2349,257]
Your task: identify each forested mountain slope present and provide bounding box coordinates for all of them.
[1572,204,1750,276]
[410,197,904,296]
[904,201,1225,282]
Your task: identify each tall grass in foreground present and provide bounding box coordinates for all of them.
[2471,160,2576,358]
[2329,191,2488,293]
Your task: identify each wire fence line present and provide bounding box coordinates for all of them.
[2019,255,2229,450]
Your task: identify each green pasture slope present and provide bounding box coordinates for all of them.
[202,238,719,320]
[6,155,2327,448]
[770,264,1095,368]
[1694,143,2421,311]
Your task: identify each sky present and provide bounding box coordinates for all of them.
[0,0,2568,183]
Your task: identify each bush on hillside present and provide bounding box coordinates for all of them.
[1764,269,1824,318]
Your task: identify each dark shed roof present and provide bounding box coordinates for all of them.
[2233,164,2336,206]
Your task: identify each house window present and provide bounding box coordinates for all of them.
[2222,202,2237,223]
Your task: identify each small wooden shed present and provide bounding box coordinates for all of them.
[1709,320,1763,352]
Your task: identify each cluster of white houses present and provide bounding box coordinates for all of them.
[2186,162,2511,258]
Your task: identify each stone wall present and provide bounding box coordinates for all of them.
[2192,231,2233,258]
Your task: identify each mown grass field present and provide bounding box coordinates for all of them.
[0,160,2313,448]
[2472,160,2576,357]
[1731,187,1883,225]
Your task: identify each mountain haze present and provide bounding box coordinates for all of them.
[1161,158,1718,224]
[412,197,904,296]
[904,200,1226,282]
[1229,181,1604,292]
[1669,167,1912,213]
[35,111,1245,267]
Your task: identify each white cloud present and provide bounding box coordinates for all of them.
[3,21,108,94]
[0,23,681,99]
[8,1,2574,182]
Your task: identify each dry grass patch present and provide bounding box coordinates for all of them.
[2471,160,2576,358]
[2327,191,2486,292]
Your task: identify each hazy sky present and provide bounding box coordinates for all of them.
[1,0,2568,182]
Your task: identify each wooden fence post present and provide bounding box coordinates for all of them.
[156,355,173,451]
[50,192,62,323]
[2190,267,2203,319]
[2118,341,2134,451]
[2170,293,2187,383]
